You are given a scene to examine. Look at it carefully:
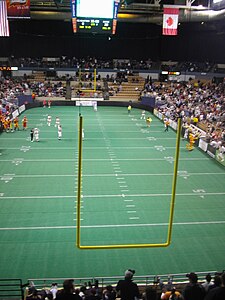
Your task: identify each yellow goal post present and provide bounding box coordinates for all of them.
[76,116,182,249]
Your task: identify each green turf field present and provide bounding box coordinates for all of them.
[0,106,225,282]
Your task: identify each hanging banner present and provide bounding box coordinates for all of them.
[6,0,30,19]
[162,7,179,36]
[0,0,10,36]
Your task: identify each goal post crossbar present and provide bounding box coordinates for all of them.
[76,116,182,249]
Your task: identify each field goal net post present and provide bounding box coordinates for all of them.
[76,116,182,249]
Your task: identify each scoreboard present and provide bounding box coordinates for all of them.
[74,18,117,34]
[71,0,119,34]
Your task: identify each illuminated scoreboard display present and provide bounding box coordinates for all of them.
[71,0,119,34]
[77,18,113,33]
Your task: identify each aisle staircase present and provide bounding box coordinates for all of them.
[32,71,46,82]
[109,75,145,101]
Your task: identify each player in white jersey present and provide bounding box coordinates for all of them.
[47,115,52,126]
[58,125,62,140]
[33,128,39,142]
[55,117,60,128]
[93,102,97,112]
[140,110,146,120]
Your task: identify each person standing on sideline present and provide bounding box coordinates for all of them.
[128,105,132,115]
[58,125,62,140]
[116,269,140,300]
[164,118,170,132]
[22,116,28,130]
[48,100,52,109]
[43,100,47,108]
[8,118,13,132]
[14,117,19,131]
[47,115,52,126]
[93,102,97,112]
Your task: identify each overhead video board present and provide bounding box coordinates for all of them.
[71,0,120,34]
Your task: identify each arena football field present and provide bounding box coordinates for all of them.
[0,105,225,282]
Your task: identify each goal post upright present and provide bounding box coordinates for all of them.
[76,115,83,248]
[166,118,182,245]
[76,116,182,249]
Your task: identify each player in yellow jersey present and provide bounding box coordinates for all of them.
[22,116,28,130]
[186,133,198,151]
[146,116,152,128]
[14,117,19,131]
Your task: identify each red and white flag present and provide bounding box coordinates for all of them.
[162,7,179,36]
[0,0,10,37]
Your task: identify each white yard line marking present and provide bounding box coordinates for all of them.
[1,192,225,200]
[64,137,177,140]
[103,158,210,161]
[83,172,225,177]
[83,192,225,198]
[0,158,212,163]
[0,146,185,150]
[1,220,225,231]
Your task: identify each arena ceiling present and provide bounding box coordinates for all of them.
[29,0,225,24]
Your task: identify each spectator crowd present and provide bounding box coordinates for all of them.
[25,270,225,300]
[142,79,225,149]
[1,62,225,151]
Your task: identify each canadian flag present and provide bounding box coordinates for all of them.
[162,7,179,36]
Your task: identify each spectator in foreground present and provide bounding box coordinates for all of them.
[102,285,116,300]
[50,283,58,299]
[143,286,157,300]
[182,272,205,300]
[116,269,140,300]
[208,274,222,291]
[55,279,76,300]
[26,288,42,300]
[161,287,183,299]
[201,274,213,293]
[85,288,101,300]
[205,272,225,300]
